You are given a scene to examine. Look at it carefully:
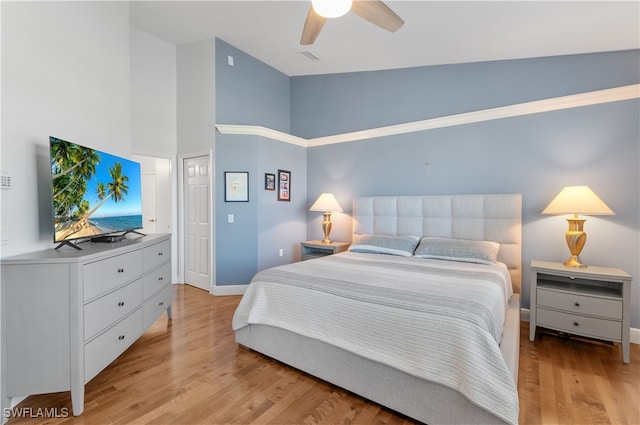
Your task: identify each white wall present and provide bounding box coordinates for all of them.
[130,27,177,158]
[177,38,216,155]
[0,1,131,257]
[130,28,179,284]
[0,1,131,417]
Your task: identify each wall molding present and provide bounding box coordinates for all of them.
[215,124,307,147]
[216,84,639,147]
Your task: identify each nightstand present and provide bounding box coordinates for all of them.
[300,240,350,261]
[529,260,632,363]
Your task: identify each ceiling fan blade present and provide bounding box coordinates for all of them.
[351,0,404,32]
[300,6,327,45]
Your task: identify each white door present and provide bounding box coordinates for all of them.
[141,174,157,234]
[183,155,211,292]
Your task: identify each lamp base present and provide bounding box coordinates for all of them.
[563,255,587,268]
[321,212,333,244]
[564,217,588,268]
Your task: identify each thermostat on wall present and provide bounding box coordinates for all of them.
[0,170,11,189]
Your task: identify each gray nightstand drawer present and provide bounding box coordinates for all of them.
[537,307,622,341]
[537,288,622,320]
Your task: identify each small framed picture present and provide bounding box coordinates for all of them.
[224,171,249,202]
[277,169,291,201]
[265,173,275,191]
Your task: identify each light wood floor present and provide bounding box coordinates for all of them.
[7,284,639,424]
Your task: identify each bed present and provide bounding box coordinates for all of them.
[233,194,521,424]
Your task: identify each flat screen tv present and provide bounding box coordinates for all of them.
[50,136,144,249]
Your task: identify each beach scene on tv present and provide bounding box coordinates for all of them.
[51,137,143,242]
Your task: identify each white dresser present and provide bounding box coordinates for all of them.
[529,260,632,363]
[1,234,172,415]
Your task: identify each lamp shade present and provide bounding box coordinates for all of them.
[542,186,614,216]
[311,0,352,18]
[310,193,343,212]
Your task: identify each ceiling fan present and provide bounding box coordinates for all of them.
[300,0,404,45]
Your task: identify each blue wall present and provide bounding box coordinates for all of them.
[215,39,306,285]
[292,50,639,326]
[215,41,639,329]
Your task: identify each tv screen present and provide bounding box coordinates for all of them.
[50,136,143,247]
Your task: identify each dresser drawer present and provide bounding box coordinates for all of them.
[142,262,171,300]
[537,307,622,341]
[84,279,143,341]
[83,251,143,301]
[143,285,172,329]
[84,308,143,383]
[537,288,622,320]
[143,239,171,273]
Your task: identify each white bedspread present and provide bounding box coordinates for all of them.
[232,252,519,425]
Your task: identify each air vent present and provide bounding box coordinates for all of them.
[298,50,320,61]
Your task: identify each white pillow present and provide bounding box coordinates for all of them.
[349,234,420,257]
[414,237,500,265]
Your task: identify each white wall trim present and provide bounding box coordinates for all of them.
[211,284,248,296]
[215,84,639,147]
[215,124,307,147]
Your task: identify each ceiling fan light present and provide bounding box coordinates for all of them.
[312,0,352,18]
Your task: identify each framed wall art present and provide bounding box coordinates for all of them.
[224,171,249,202]
[277,169,291,201]
[265,173,275,191]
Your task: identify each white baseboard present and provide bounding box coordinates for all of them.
[210,284,248,296]
[520,308,640,344]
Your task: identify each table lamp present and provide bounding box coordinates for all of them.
[542,186,615,268]
[310,193,343,243]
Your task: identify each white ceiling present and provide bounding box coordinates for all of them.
[130,1,640,76]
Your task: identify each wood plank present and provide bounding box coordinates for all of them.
[6,285,639,424]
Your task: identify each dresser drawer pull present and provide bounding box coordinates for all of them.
[117,301,125,307]
[574,302,580,307]
[118,335,125,340]
[158,277,164,281]
[159,301,164,307]
[117,268,124,273]
[573,322,580,327]
[158,252,163,256]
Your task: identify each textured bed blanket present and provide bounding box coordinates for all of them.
[232,252,519,425]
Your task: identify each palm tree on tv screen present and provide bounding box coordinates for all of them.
[83,162,129,219]
[51,140,99,222]
[52,140,130,240]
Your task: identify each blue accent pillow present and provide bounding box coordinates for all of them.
[349,234,420,257]
[414,237,500,264]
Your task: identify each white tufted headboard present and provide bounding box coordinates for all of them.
[352,194,522,293]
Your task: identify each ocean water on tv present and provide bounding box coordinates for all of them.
[90,215,143,232]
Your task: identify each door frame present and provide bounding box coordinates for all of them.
[178,149,215,293]
[132,154,177,285]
